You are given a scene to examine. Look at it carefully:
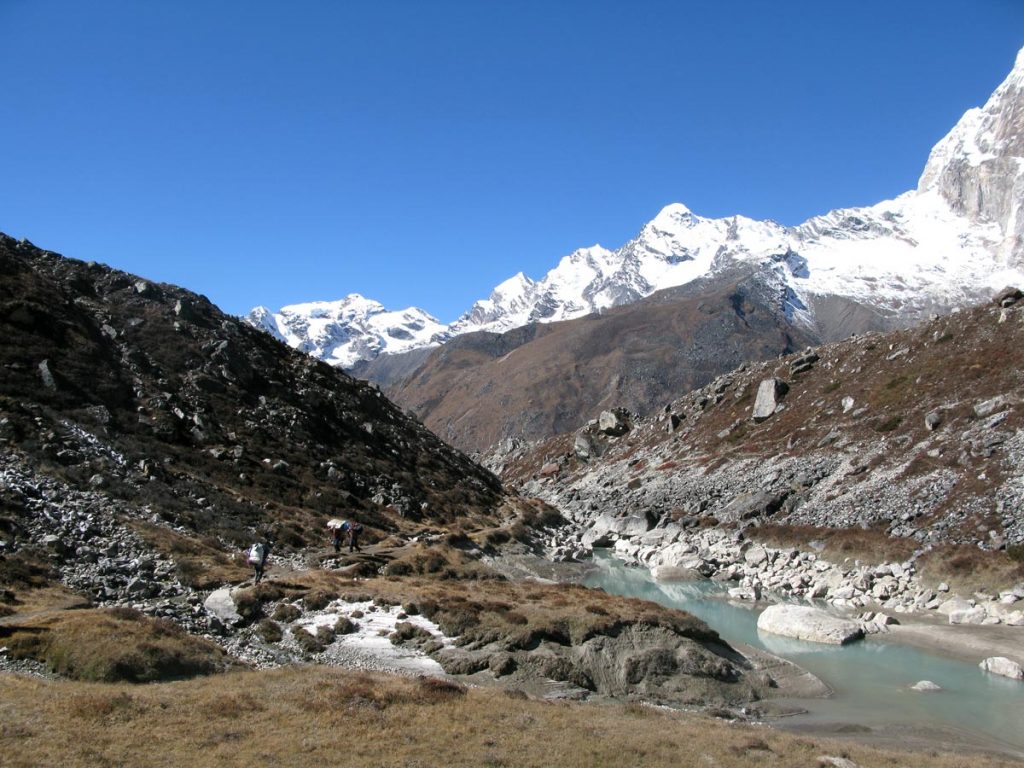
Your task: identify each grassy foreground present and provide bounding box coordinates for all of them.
[1,667,1016,768]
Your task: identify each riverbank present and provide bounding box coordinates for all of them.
[581,550,1024,759]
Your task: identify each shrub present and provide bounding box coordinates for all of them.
[414,677,466,703]
[390,621,435,647]
[292,627,326,655]
[256,619,282,643]
[271,603,301,623]
[303,590,337,611]
[334,616,357,635]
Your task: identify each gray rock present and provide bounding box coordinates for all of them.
[993,286,1023,307]
[974,395,1010,418]
[910,680,943,692]
[757,604,864,645]
[752,378,788,421]
[204,587,243,626]
[38,360,56,390]
[717,490,786,523]
[744,545,769,567]
[979,656,1023,680]
[948,606,987,625]
[925,411,942,431]
[937,596,971,615]
[598,410,631,437]
[818,757,859,768]
[574,432,596,460]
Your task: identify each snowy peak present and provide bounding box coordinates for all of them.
[244,294,449,369]
[248,46,1024,368]
[918,47,1024,265]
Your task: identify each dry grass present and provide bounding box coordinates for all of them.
[917,544,1024,596]
[751,524,918,567]
[3,607,237,682]
[0,666,1015,768]
[365,565,717,650]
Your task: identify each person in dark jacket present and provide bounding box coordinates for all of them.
[348,522,363,553]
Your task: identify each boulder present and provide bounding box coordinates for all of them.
[752,378,788,421]
[38,359,57,390]
[924,411,942,431]
[817,756,859,768]
[744,545,769,567]
[204,587,243,627]
[993,286,1023,307]
[757,604,864,645]
[581,510,653,547]
[789,352,819,376]
[573,432,596,460]
[910,680,943,692]
[598,410,631,436]
[716,490,787,523]
[948,606,987,625]
[973,395,1010,418]
[979,656,1023,680]
[936,596,972,615]
[650,565,703,582]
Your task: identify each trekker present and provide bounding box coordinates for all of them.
[248,540,271,583]
[348,521,363,553]
[331,524,344,553]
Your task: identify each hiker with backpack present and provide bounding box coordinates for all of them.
[348,521,363,552]
[248,540,271,583]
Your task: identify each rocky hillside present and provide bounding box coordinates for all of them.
[494,289,1024,567]
[358,264,816,452]
[0,234,504,607]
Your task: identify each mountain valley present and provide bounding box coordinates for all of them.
[2,46,1024,768]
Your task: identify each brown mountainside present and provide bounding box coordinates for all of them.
[495,291,1024,558]
[359,266,816,453]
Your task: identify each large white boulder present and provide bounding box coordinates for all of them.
[979,656,1023,680]
[948,606,988,625]
[204,587,243,626]
[757,604,864,645]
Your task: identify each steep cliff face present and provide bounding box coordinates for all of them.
[918,48,1024,267]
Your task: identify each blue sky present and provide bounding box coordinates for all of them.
[1,1,1022,321]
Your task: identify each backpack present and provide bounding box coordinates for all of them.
[247,543,264,565]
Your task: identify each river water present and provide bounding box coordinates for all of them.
[582,552,1024,756]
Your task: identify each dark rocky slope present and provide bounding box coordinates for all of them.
[0,234,503,596]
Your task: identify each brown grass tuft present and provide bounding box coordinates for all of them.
[6,609,235,682]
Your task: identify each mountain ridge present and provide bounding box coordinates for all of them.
[247,46,1024,366]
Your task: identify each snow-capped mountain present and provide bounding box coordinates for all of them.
[246,294,450,369]
[248,46,1024,366]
